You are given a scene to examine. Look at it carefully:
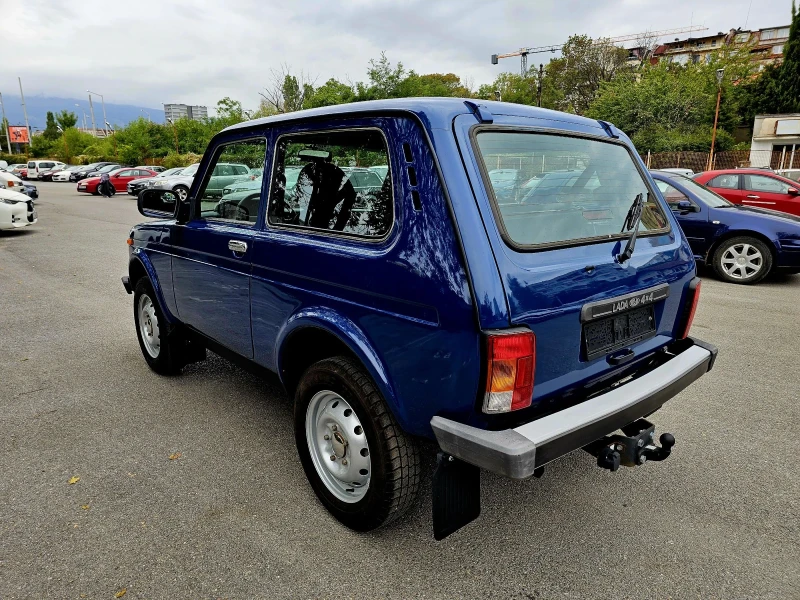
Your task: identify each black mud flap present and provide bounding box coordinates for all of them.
[432,452,480,541]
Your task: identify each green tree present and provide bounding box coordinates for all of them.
[43,111,60,141]
[357,52,406,100]
[304,78,356,108]
[55,110,78,130]
[547,35,630,114]
[397,72,472,97]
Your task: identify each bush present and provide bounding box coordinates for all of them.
[0,153,27,164]
[162,152,203,169]
[632,125,736,153]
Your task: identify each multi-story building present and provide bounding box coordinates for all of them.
[649,24,789,68]
[163,103,208,122]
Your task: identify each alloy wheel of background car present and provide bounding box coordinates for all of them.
[713,236,772,284]
[305,390,372,503]
[174,185,189,202]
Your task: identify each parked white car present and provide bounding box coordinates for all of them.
[52,166,81,182]
[0,187,37,230]
[0,170,25,191]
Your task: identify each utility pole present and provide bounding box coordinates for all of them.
[57,125,69,161]
[106,122,117,160]
[88,91,107,136]
[88,94,97,136]
[167,118,179,153]
[0,92,11,153]
[707,68,725,171]
[537,63,544,107]
[18,78,30,145]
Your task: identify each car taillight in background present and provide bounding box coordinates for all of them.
[679,278,702,340]
[483,329,536,414]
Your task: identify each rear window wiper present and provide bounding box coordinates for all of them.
[617,192,644,264]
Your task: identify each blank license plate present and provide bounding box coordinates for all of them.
[583,306,656,360]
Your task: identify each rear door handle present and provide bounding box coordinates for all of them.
[746,194,760,199]
[228,240,248,254]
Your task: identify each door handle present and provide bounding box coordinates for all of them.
[228,239,248,254]
[746,194,760,199]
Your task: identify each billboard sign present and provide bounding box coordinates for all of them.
[9,126,30,144]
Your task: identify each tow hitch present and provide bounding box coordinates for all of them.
[583,419,675,472]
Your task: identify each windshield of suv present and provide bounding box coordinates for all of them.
[475,132,668,247]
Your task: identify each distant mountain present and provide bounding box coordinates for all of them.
[1,95,165,129]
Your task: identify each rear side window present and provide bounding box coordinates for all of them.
[709,174,739,189]
[474,131,668,248]
[268,129,393,239]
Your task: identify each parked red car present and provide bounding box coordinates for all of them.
[694,169,800,216]
[76,168,157,195]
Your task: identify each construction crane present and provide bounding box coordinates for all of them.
[492,25,709,75]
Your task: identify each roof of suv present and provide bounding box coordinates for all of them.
[225,98,606,134]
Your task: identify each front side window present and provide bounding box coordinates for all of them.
[268,129,393,239]
[745,174,790,194]
[709,174,740,189]
[654,180,690,208]
[474,131,668,248]
[197,138,266,225]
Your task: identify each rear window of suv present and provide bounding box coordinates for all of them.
[474,131,668,248]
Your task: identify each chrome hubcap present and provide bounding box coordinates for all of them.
[306,390,371,503]
[137,294,160,358]
[721,243,763,280]
[176,188,188,201]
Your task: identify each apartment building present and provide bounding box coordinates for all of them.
[163,103,209,122]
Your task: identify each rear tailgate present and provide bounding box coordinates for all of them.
[453,113,696,415]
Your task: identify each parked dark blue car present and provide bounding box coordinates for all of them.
[124,99,716,538]
[652,170,800,284]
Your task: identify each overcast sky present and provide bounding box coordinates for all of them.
[5,0,792,113]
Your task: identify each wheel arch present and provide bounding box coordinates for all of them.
[276,309,408,431]
[128,251,178,324]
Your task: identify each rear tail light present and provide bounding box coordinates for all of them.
[483,329,536,414]
[679,278,701,339]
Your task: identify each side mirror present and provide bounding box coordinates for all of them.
[788,187,799,196]
[676,200,698,213]
[138,188,177,219]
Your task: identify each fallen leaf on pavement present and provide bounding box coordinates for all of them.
[169,452,182,460]
[115,588,127,598]
[81,504,90,510]
[68,476,80,485]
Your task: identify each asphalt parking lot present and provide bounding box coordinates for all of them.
[1,181,799,599]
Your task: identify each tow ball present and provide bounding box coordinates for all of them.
[583,419,675,472]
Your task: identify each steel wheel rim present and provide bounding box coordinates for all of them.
[721,243,763,280]
[305,390,371,503]
[137,294,161,358]
[175,187,188,202]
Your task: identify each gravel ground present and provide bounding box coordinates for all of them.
[1,182,798,599]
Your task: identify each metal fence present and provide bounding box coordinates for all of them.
[643,150,800,172]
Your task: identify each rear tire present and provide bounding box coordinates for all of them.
[294,356,420,531]
[712,236,772,284]
[133,278,185,375]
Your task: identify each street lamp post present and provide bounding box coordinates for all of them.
[74,104,87,130]
[707,68,725,171]
[87,90,107,136]
[106,121,117,160]
[167,118,179,153]
[57,125,69,161]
